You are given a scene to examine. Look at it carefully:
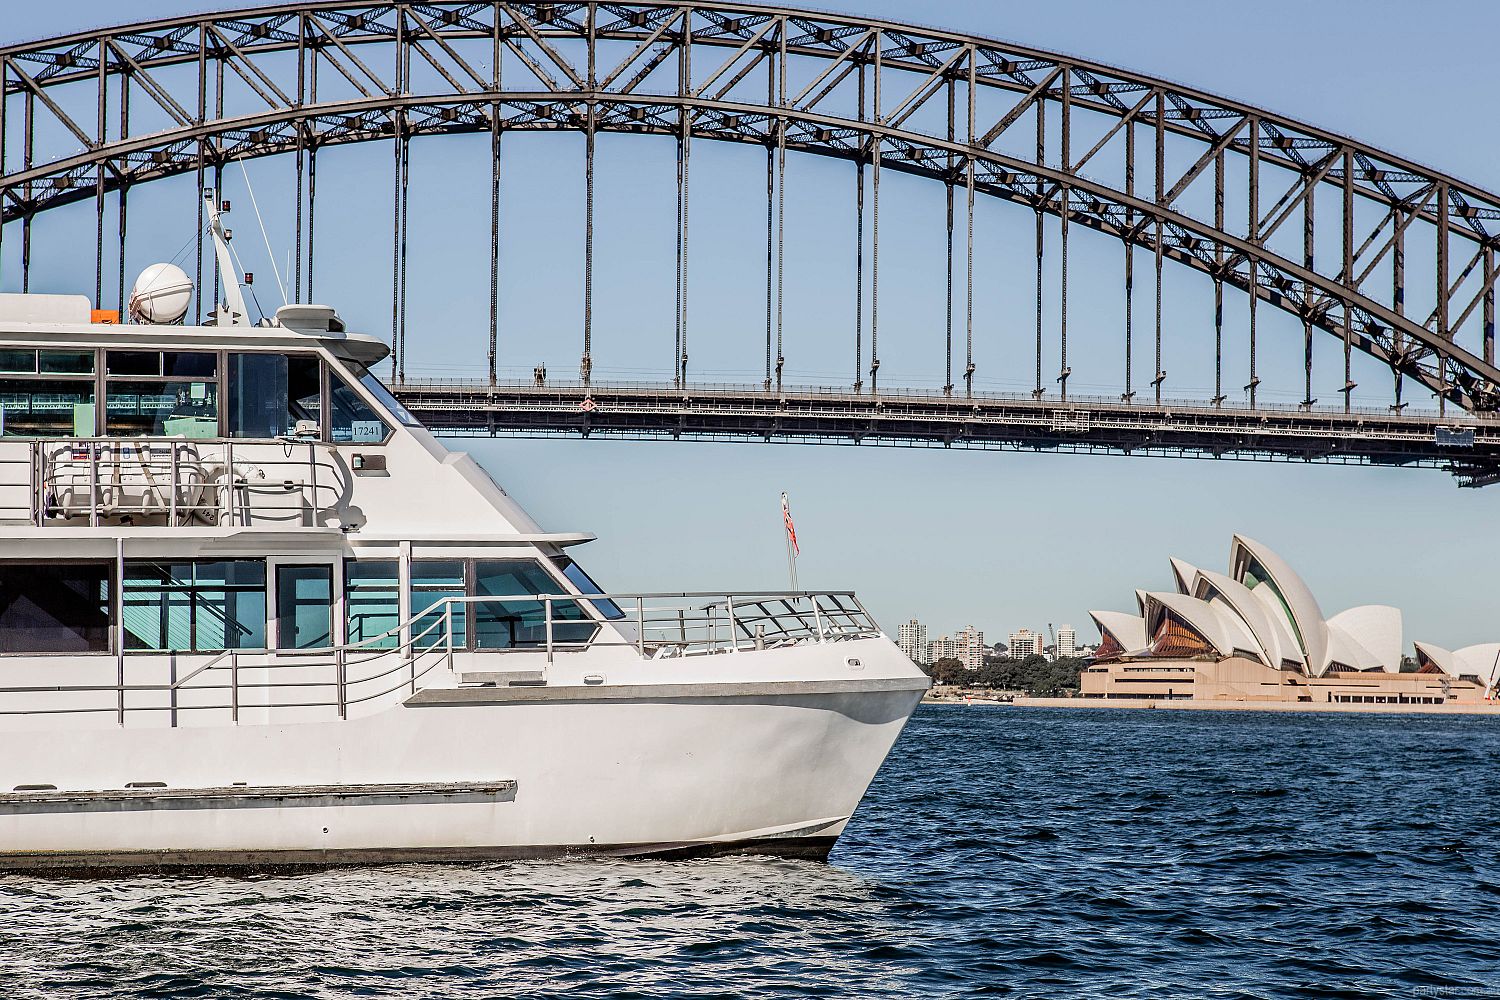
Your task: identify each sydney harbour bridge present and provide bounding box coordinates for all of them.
[4,3,1500,483]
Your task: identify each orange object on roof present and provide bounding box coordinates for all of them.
[91,309,119,324]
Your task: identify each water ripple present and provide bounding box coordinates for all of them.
[0,706,1497,998]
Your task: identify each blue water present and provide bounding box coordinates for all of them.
[2,706,1497,999]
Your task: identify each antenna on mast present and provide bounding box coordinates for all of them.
[204,190,250,327]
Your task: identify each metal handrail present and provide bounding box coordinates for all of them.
[0,590,881,725]
[0,438,350,526]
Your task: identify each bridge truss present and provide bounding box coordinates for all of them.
[3,2,1500,480]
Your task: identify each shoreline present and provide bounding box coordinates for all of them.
[1009,696,1500,716]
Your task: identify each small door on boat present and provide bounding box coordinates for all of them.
[276,564,333,650]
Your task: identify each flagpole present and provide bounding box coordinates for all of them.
[785,526,799,592]
[781,491,799,592]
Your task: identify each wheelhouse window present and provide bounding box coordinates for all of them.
[330,372,390,442]
[0,562,112,653]
[124,560,266,652]
[474,559,594,649]
[0,349,98,438]
[227,353,321,439]
[345,560,399,648]
[354,369,420,427]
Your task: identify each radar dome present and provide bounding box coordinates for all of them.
[129,263,194,325]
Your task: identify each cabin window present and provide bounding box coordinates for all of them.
[0,378,97,437]
[330,372,390,443]
[227,353,321,439]
[345,560,400,648]
[551,556,625,620]
[474,559,594,649]
[0,562,111,654]
[124,560,266,652]
[276,564,333,651]
[105,380,219,438]
[0,349,94,376]
[411,560,467,649]
[104,351,219,438]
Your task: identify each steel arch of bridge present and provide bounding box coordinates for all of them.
[3,2,1500,418]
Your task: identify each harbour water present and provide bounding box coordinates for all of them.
[2,705,1495,999]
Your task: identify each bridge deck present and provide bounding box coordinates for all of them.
[391,381,1500,487]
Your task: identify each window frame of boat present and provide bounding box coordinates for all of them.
[323,359,397,445]
[406,556,603,653]
[103,350,220,439]
[121,558,269,654]
[0,349,99,440]
[273,562,336,652]
[0,558,116,657]
[0,346,405,446]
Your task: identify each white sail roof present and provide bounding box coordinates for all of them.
[1089,610,1147,653]
[1169,557,1200,596]
[1190,568,1294,669]
[1326,606,1403,673]
[1230,535,1331,674]
[1142,591,1259,659]
[1415,642,1500,690]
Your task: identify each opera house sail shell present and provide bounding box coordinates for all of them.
[1082,535,1498,710]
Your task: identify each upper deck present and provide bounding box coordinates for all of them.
[0,293,442,534]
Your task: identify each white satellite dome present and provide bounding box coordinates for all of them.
[128,262,194,325]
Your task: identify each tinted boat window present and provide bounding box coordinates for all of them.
[412,561,466,649]
[107,351,160,376]
[0,350,37,374]
[106,380,218,438]
[124,560,266,652]
[474,559,593,649]
[330,373,390,443]
[0,379,96,437]
[227,354,321,439]
[552,556,625,620]
[39,350,94,375]
[359,372,419,427]
[345,560,399,648]
[162,352,216,378]
[277,565,333,650]
[0,563,111,654]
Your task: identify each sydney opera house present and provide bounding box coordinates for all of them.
[1082,535,1500,709]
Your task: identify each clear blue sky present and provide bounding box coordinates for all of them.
[5,1,1498,649]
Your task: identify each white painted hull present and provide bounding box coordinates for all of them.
[0,669,924,870]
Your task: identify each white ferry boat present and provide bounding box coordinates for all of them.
[0,198,926,871]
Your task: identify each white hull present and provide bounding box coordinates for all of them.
[0,647,924,870]
[0,294,929,871]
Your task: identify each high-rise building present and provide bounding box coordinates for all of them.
[1009,628,1044,659]
[955,625,985,671]
[930,626,990,671]
[930,627,985,671]
[897,618,927,663]
[1056,625,1078,660]
[927,634,958,664]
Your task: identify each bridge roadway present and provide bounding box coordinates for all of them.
[390,381,1500,487]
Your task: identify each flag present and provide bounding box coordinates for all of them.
[781,491,799,557]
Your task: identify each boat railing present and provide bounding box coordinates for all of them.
[0,591,880,726]
[0,605,459,725]
[0,438,346,527]
[435,590,882,661]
